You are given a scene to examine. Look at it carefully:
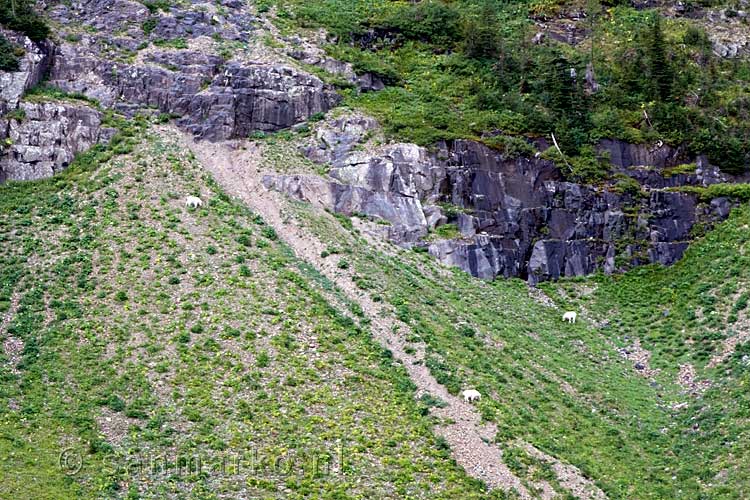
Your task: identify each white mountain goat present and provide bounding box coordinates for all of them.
[462,389,481,403]
[562,311,577,324]
[185,196,203,209]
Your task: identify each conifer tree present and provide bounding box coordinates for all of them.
[647,14,672,101]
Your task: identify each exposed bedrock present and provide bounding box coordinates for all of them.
[40,0,340,141]
[47,47,340,141]
[0,30,52,114]
[1,1,341,180]
[265,115,737,283]
[0,31,112,183]
[0,101,114,183]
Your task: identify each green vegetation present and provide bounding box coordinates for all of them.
[0,33,21,71]
[141,0,172,13]
[3,107,25,122]
[269,0,750,177]
[3,1,750,497]
[670,183,750,202]
[553,205,750,497]
[153,37,188,49]
[0,129,494,499]
[4,108,749,497]
[662,163,698,178]
[428,223,461,240]
[0,0,49,71]
[141,17,157,35]
[263,137,750,497]
[610,173,643,196]
[0,0,49,41]
[24,84,101,107]
[288,193,679,498]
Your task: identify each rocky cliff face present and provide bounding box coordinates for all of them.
[0,29,109,183]
[0,3,744,284]
[265,115,736,283]
[0,101,114,182]
[0,31,52,115]
[43,0,339,141]
[1,0,340,181]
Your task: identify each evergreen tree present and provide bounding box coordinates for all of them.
[547,56,575,114]
[0,33,19,71]
[647,14,672,101]
[460,6,501,60]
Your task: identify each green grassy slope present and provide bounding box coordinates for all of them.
[0,128,496,499]
[286,206,675,498]
[2,116,749,499]
[260,133,750,498]
[552,204,750,498]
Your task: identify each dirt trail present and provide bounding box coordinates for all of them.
[183,132,607,499]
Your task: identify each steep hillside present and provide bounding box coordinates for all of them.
[4,116,750,498]
[2,0,750,499]
[227,127,750,499]
[267,0,750,177]
[555,203,750,497]
[0,126,492,499]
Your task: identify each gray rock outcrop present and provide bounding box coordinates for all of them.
[282,30,385,92]
[0,31,52,114]
[704,9,750,58]
[1,1,343,181]
[0,30,112,183]
[265,115,737,283]
[0,101,114,182]
[43,0,341,141]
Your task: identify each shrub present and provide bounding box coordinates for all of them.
[257,351,270,368]
[381,1,461,49]
[0,34,20,71]
[0,0,50,41]
[4,107,25,122]
[142,17,157,35]
[142,0,171,13]
[153,38,188,50]
[432,223,460,240]
[483,134,535,158]
[683,26,711,49]
[261,226,278,241]
[459,6,502,59]
[611,174,643,196]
